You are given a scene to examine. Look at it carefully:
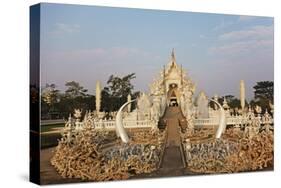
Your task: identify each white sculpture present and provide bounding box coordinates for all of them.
[209,99,226,139]
[255,105,262,114]
[73,109,82,120]
[222,97,229,109]
[197,91,209,118]
[137,93,152,120]
[263,109,273,133]
[115,100,136,143]
[213,94,219,110]
[65,114,73,128]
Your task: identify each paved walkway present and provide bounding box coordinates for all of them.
[135,106,190,178]
[158,106,186,172]
[40,148,85,185]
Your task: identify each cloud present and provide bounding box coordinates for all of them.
[218,25,273,41]
[208,24,273,64]
[199,34,206,39]
[209,39,273,56]
[50,23,80,35]
[238,15,258,22]
[212,19,234,31]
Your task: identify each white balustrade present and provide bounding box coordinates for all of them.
[70,112,273,131]
[86,119,154,130]
[194,115,273,127]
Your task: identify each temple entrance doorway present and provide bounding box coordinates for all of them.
[167,83,179,107]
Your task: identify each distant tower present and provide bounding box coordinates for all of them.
[240,80,245,111]
[96,81,102,112]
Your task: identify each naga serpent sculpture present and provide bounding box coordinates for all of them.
[209,99,226,139]
[115,99,136,143]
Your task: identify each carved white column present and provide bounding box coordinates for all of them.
[96,80,101,112]
[127,94,131,113]
[240,80,245,111]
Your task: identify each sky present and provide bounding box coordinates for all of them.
[40,3,274,100]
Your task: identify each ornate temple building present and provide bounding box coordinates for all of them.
[150,49,195,108]
[70,48,274,137]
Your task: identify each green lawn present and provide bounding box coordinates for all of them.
[41,123,65,133]
[41,133,62,149]
[40,123,65,149]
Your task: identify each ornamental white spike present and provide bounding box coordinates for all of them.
[209,99,226,139]
[115,100,136,143]
[240,80,245,111]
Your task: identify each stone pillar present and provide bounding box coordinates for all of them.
[127,94,131,113]
[96,80,101,112]
[240,80,245,111]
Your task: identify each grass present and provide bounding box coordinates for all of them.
[41,133,62,149]
[40,123,65,149]
[41,123,65,133]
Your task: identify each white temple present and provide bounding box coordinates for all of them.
[67,49,273,140]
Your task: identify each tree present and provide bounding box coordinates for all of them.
[216,95,244,109]
[65,81,88,98]
[253,81,273,103]
[252,81,273,112]
[42,84,60,105]
[102,73,137,112]
[106,73,136,97]
[41,83,60,119]
[57,95,95,118]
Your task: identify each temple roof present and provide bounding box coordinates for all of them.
[165,49,182,79]
[149,49,196,95]
[167,48,178,70]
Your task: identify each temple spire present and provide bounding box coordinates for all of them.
[171,48,176,64]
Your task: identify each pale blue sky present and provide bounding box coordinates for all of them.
[40,3,274,100]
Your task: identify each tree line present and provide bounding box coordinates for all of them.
[41,74,273,119]
[215,81,273,113]
[41,73,138,119]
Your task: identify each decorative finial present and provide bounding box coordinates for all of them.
[171,48,176,63]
